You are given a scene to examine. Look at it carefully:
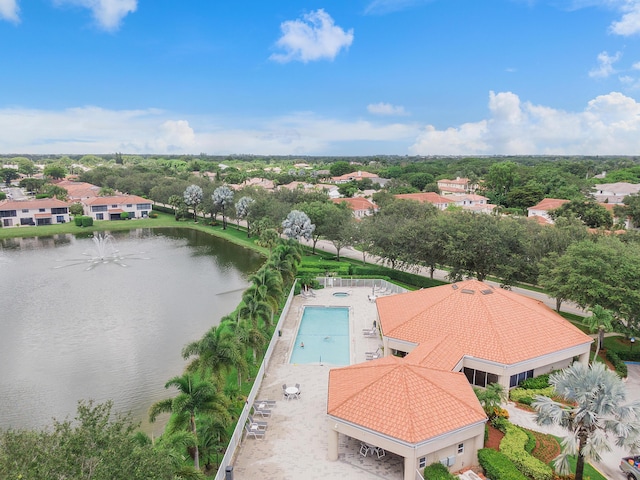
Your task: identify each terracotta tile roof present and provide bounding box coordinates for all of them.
[393,192,450,205]
[331,197,376,211]
[0,198,70,210]
[377,279,592,366]
[528,198,570,212]
[328,356,486,443]
[83,195,151,206]
[529,215,552,225]
[57,181,101,199]
[332,171,379,182]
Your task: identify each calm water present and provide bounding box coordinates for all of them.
[290,306,350,366]
[0,228,263,435]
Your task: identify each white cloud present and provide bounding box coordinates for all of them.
[410,90,640,155]
[633,61,640,70]
[0,0,20,23]
[589,51,621,78]
[364,0,433,15]
[0,106,419,155]
[270,9,353,63]
[610,0,640,35]
[367,102,408,116]
[53,0,137,31]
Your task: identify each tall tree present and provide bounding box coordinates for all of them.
[212,185,234,229]
[235,195,254,235]
[282,209,315,242]
[586,305,615,364]
[182,323,247,384]
[533,362,640,480]
[149,373,230,472]
[0,400,175,480]
[183,184,203,223]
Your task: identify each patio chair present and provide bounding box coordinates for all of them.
[253,407,271,417]
[247,416,268,430]
[294,383,301,399]
[282,384,290,400]
[245,423,265,439]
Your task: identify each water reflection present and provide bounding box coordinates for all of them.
[0,228,263,435]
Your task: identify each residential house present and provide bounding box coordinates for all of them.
[592,182,640,204]
[437,177,477,195]
[527,198,570,224]
[393,192,451,211]
[82,195,153,221]
[332,171,387,186]
[331,197,377,218]
[0,198,71,227]
[326,280,591,479]
[448,194,496,213]
[229,177,275,191]
[57,180,101,201]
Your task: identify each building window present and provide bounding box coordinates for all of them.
[509,369,534,388]
[126,204,132,208]
[419,457,426,468]
[96,213,104,220]
[91,205,107,212]
[457,443,464,454]
[56,216,65,223]
[39,208,45,212]
[464,367,500,388]
[0,210,17,217]
[22,209,29,213]
[136,203,152,210]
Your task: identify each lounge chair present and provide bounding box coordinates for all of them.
[245,423,265,439]
[253,407,271,417]
[247,416,268,430]
[254,399,276,407]
[366,349,382,360]
[363,328,378,338]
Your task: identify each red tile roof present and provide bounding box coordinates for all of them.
[0,198,70,210]
[331,197,376,211]
[376,279,592,366]
[328,356,486,443]
[393,192,451,205]
[528,198,570,212]
[83,195,151,206]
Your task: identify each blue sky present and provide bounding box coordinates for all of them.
[1,0,640,156]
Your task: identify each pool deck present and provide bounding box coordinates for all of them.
[231,286,404,479]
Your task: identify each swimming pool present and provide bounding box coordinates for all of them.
[289,306,350,366]
[332,292,350,297]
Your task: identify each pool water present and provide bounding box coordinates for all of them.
[333,292,349,297]
[289,306,350,365]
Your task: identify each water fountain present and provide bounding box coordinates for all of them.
[55,232,147,270]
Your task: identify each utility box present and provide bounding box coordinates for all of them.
[225,466,234,480]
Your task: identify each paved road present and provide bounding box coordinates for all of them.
[304,238,587,317]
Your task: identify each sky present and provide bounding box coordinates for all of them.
[2,0,640,156]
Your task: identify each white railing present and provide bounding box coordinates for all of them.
[316,277,407,295]
[213,280,298,480]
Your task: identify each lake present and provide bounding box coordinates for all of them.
[0,227,263,435]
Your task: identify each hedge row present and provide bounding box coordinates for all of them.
[499,423,553,480]
[606,350,628,378]
[519,374,551,390]
[423,462,457,479]
[477,448,528,480]
[509,386,555,404]
[73,216,94,227]
[350,266,446,288]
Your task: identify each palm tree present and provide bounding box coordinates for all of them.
[245,266,283,325]
[586,305,615,364]
[182,323,247,384]
[238,293,272,330]
[229,319,267,364]
[474,382,506,418]
[268,240,302,285]
[148,373,230,472]
[533,362,640,480]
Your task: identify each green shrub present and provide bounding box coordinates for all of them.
[74,216,83,226]
[500,423,553,480]
[423,462,457,479]
[81,216,93,227]
[478,448,528,480]
[120,212,129,220]
[519,374,551,389]
[510,386,555,403]
[524,429,536,454]
[148,212,158,218]
[491,416,509,432]
[350,266,446,288]
[606,350,628,378]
